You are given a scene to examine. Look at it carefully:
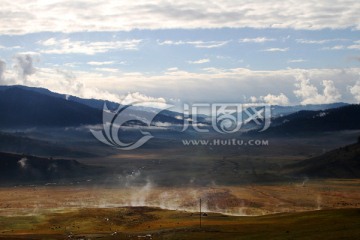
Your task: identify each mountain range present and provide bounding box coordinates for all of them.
[270,102,349,117]
[265,104,360,135]
[0,85,185,128]
[1,85,356,132]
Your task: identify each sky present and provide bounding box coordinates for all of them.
[0,0,359,108]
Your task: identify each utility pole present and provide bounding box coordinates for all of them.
[199,198,202,229]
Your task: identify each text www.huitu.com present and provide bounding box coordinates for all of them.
[182,139,269,146]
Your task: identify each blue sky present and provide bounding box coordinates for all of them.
[0,0,359,106]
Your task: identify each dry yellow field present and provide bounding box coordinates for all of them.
[0,179,359,239]
[1,179,359,216]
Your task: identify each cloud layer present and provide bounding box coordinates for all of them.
[157,40,229,48]
[1,0,359,34]
[38,38,142,55]
[1,52,359,106]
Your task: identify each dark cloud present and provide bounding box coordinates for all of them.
[13,53,37,80]
[347,56,360,62]
[0,59,5,82]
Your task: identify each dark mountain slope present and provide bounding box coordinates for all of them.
[0,87,102,127]
[266,104,360,135]
[0,131,99,158]
[286,141,360,178]
[0,86,185,128]
[0,152,105,184]
[271,102,349,117]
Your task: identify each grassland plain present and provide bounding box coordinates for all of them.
[0,179,359,239]
[0,207,359,239]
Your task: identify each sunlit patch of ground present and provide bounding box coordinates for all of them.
[0,179,359,239]
[0,179,359,217]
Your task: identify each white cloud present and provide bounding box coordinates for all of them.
[119,92,170,109]
[348,44,360,50]
[249,96,258,103]
[0,56,112,104]
[349,81,360,102]
[0,0,359,34]
[322,45,345,50]
[294,74,341,104]
[239,37,275,43]
[166,67,179,71]
[121,92,166,105]
[83,67,356,105]
[87,61,115,66]
[322,41,360,50]
[262,93,289,105]
[250,93,289,105]
[263,48,289,52]
[38,38,142,55]
[295,38,348,44]
[323,80,342,102]
[0,45,22,50]
[2,53,359,105]
[296,39,329,44]
[95,68,119,73]
[288,59,306,63]
[157,40,229,48]
[0,57,124,103]
[39,38,58,46]
[188,58,210,64]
